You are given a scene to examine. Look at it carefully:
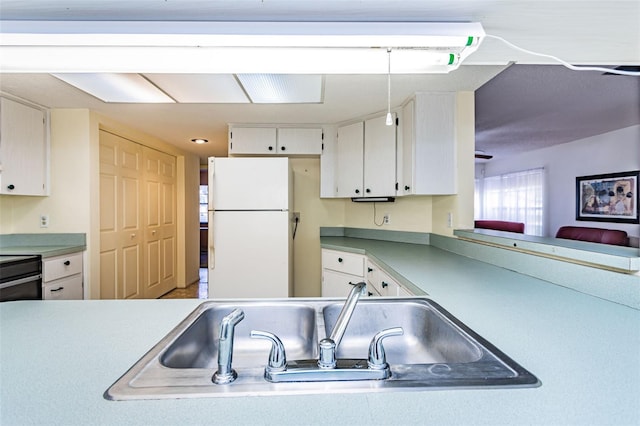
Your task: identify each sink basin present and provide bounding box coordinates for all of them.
[323,300,482,364]
[161,302,317,369]
[105,297,539,400]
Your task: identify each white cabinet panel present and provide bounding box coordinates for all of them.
[322,249,365,276]
[43,275,83,300]
[0,97,48,196]
[399,93,457,195]
[229,126,322,155]
[228,127,277,154]
[322,269,363,298]
[42,252,84,300]
[364,114,397,197]
[277,128,323,155]
[335,122,364,197]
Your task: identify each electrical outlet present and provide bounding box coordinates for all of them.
[292,212,301,223]
[383,214,390,225]
[40,214,49,228]
[447,212,453,228]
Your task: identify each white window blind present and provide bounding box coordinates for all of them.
[476,168,546,236]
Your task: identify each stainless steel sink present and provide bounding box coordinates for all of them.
[105,297,539,400]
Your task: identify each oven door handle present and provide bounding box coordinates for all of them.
[0,274,42,289]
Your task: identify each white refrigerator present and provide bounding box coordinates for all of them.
[208,157,293,298]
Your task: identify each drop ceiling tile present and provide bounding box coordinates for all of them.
[236,74,323,103]
[145,74,249,103]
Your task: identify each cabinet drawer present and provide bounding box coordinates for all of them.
[43,275,83,300]
[321,249,365,276]
[43,252,83,282]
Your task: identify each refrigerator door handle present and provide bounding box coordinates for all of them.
[208,210,215,270]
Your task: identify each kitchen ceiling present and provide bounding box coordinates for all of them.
[0,0,638,161]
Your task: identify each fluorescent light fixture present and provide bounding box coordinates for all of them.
[1,21,485,74]
[237,74,323,103]
[351,197,396,203]
[52,73,174,103]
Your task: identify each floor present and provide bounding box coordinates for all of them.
[160,268,209,299]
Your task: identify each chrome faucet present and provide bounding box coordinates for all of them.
[251,282,404,383]
[212,308,245,384]
[318,281,366,368]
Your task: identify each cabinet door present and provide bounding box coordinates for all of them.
[364,114,397,197]
[405,93,457,195]
[335,122,364,197]
[322,269,363,297]
[0,97,47,195]
[228,127,277,154]
[277,128,323,155]
[43,275,83,300]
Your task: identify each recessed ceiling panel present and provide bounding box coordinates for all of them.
[236,74,323,103]
[144,74,249,103]
[52,73,175,103]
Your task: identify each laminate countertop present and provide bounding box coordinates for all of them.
[1,237,638,425]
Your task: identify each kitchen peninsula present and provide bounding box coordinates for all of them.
[1,230,638,425]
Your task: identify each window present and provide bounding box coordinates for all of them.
[199,185,208,224]
[475,168,545,236]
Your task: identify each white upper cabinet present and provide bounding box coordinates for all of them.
[228,127,277,154]
[277,128,323,155]
[335,121,364,197]
[363,114,397,197]
[0,97,49,196]
[228,126,322,156]
[329,114,397,198]
[398,92,457,195]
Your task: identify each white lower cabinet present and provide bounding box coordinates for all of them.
[321,249,367,297]
[42,252,83,300]
[323,249,414,297]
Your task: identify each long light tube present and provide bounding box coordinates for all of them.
[0,21,485,74]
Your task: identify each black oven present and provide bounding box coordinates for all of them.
[0,255,42,302]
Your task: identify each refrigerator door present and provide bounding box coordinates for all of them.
[208,157,291,211]
[208,210,292,298]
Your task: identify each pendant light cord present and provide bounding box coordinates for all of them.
[386,47,393,126]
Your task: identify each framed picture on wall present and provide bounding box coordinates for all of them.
[576,170,639,224]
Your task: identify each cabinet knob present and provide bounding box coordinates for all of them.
[63,260,71,266]
[7,184,15,190]
[368,292,374,297]
[354,189,360,194]
[382,281,388,288]
[281,146,286,151]
[338,258,343,263]
[367,267,373,273]
[404,185,410,191]
[268,146,274,151]
[366,188,371,194]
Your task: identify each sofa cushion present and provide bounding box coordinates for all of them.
[474,220,525,233]
[555,226,629,246]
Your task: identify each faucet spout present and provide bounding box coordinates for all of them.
[318,282,365,369]
[212,308,245,384]
[329,282,366,347]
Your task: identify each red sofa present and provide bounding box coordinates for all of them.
[555,226,629,247]
[474,220,525,234]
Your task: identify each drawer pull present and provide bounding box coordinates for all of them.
[367,267,373,273]
[382,281,388,288]
[63,260,71,266]
[51,287,64,292]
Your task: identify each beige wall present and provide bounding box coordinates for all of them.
[432,92,476,235]
[0,108,200,298]
[291,158,345,297]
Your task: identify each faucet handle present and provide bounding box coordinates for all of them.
[368,327,404,370]
[250,330,287,372]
